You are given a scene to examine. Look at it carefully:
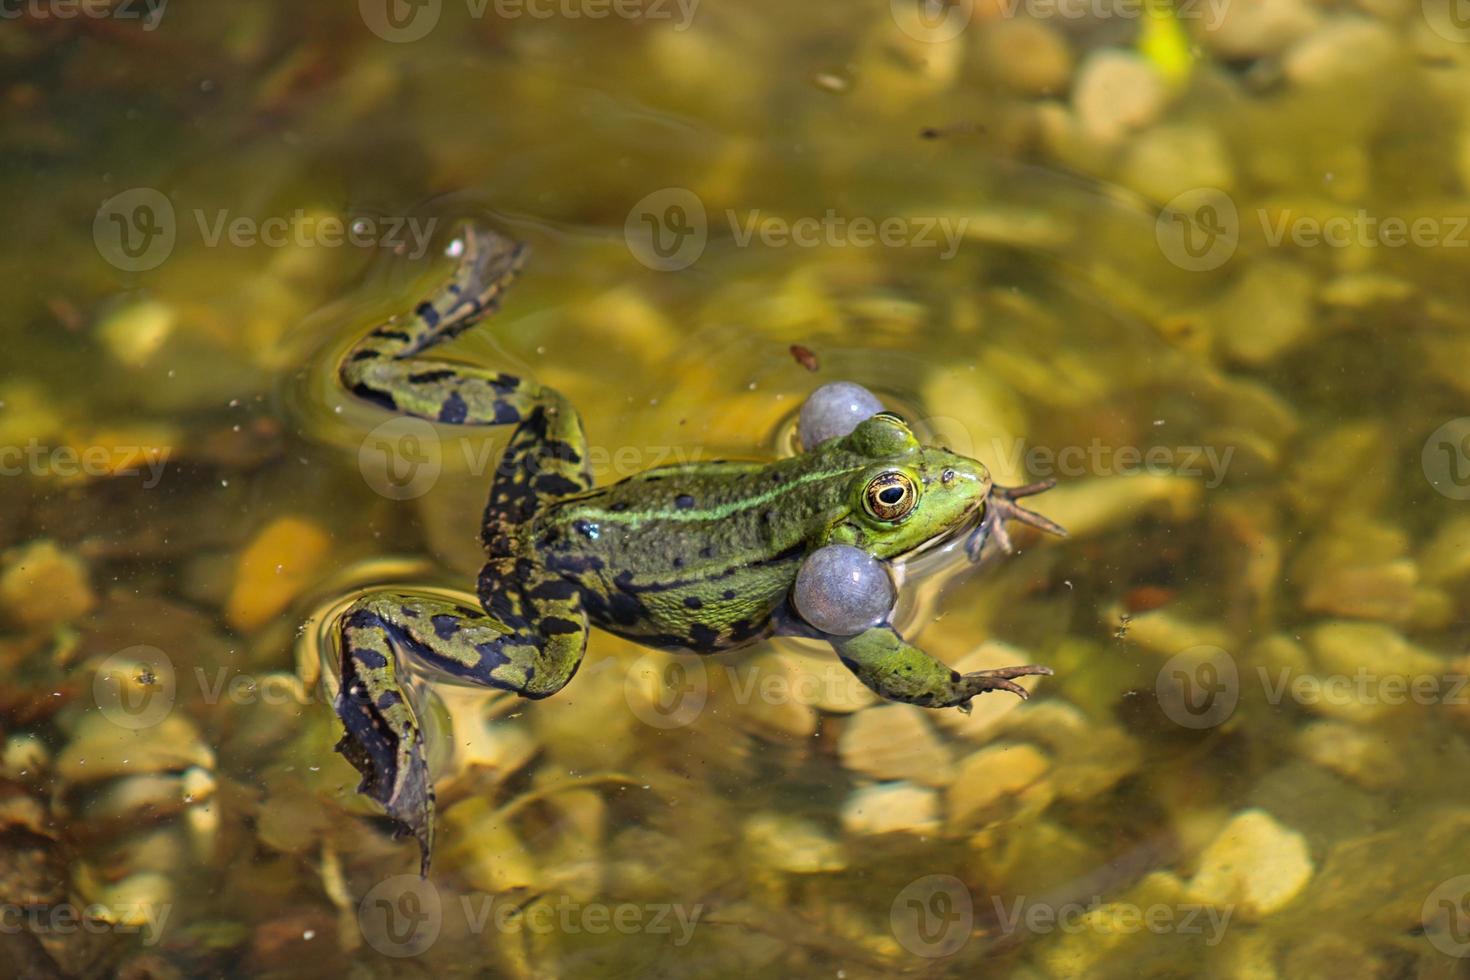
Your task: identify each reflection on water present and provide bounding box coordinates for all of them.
[5,1,1470,976]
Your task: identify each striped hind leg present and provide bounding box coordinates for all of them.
[335,584,588,875]
[338,223,593,541]
[341,224,552,427]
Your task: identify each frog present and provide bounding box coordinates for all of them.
[332,225,1066,874]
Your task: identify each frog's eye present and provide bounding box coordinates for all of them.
[862,471,918,522]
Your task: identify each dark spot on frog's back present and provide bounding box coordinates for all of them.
[350,382,398,412]
[609,591,642,626]
[674,494,695,509]
[609,501,629,512]
[683,595,703,610]
[528,578,579,601]
[548,552,605,574]
[536,474,584,496]
[431,615,460,639]
[439,392,468,424]
[730,618,761,641]
[689,623,720,648]
[355,648,388,670]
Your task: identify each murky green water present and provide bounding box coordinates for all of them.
[7,2,1470,977]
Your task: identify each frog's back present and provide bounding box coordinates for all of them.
[522,455,851,652]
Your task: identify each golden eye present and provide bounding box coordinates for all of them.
[862,471,917,522]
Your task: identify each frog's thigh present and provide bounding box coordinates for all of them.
[830,625,1046,710]
[482,403,592,552]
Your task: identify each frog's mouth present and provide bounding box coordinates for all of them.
[895,501,986,565]
[895,481,1066,565]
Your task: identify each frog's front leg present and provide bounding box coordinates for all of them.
[830,624,1051,711]
[335,586,587,875]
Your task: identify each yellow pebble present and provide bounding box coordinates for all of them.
[0,539,96,630]
[225,517,331,632]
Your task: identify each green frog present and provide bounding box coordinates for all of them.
[333,225,1065,873]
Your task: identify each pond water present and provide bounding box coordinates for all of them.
[6,1,1470,977]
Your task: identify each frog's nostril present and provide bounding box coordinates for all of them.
[941,468,955,484]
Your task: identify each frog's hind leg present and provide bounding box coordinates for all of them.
[829,624,1052,711]
[339,224,580,440]
[335,586,588,875]
[338,224,594,537]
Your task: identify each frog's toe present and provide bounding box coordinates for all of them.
[957,664,1054,702]
[968,480,1067,560]
[334,685,436,876]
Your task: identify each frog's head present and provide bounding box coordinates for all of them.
[822,413,994,561]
